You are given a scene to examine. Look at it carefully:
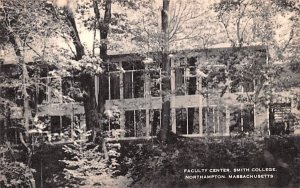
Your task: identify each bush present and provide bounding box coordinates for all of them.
[0,148,35,188]
[59,142,132,188]
[115,136,300,187]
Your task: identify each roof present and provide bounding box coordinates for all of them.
[108,44,267,62]
[0,44,267,65]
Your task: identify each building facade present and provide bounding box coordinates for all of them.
[99,45,272,139]
[0,63,85,144]
[1,45,299,144]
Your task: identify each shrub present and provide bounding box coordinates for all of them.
[115,136,300,187]
[59,142,132,188]
[0,148,35,188]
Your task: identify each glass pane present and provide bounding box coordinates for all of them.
[125,111,134,137]
[218,107,227,134]
[110,73,120,99]
[188,57,197,67]
[176,108,187,134]
[150,70,161,97]
[242,105,254,132]
[150,109,161,136]
[123,72,133,99]
[230,107,241,132]
[136,110,146,137]
[175,68,185,95]
[50,116,61,134]
[99,74,109,101]
[187,77,197,95]
[203,107,215,134]
[122,61,144,70]
[133,71,144,98]
[188,108,199,134]
[62,116,71,138]
[122,61,134,70]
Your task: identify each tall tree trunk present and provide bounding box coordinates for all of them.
[9,34,36,188]
[9,35,30,132]
[99,0,111,62]
[92,0,99,56]
[65,9,99,141]
[65,8,85,61]
[159,0,171,144]
[82,75,100,141]
[97,0,111,137]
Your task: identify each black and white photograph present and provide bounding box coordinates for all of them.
[0,0,300,187]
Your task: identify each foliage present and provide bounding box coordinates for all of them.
[0,146,35,188]
[0,0,300,186]
[59,142,132,187]
[114,136,300,187]
[213,0,299,64]
[0,0,59,45]
[103,106,124,138]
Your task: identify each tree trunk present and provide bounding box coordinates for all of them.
[159,0,171,144]
[65,8,85,61]
[9,34,31,132]
[4,103,8,141]
[97,0,111,138]
[9,27,37,188]
[82,75,100,141]
[22,62,31,132]
[65,8,101,141]
[99,0,111,62]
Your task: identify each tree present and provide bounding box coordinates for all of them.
[60,4,100,141]
[0,0,59,132]
[159,0,171,143]
[48,0,140,142]
[212,0,298,59]
[0,1,65,186]
[211,0,300,135]
[132,0,217,142]
[66,0,152,142]
[59,142,132,187]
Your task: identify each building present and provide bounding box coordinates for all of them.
[99,45,275,139]
[0,62,85,144]
[1,45,299,144]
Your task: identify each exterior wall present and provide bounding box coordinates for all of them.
[34,76,86,142]
[103,46,268,139]
[0,64,86,143]
[0,46,271,143]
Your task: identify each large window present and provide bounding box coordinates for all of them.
[202,66,226,95]
[230,105,254,133]
[109,72,120,100]
[39,77,62,104]
[123,61,145,99]
[175,107,199,135]
[62,77,81,100]
[149,109,161,136]
[37,115,85,141]
[125,110,146,137]
[40,116,71,137]
[103,110,121,134]
[150,70,161,97]
[230,78,255,93]
[174,57,198,96]
[0,87,22,107]
[202,106,226,135]
[6,119,22,144]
